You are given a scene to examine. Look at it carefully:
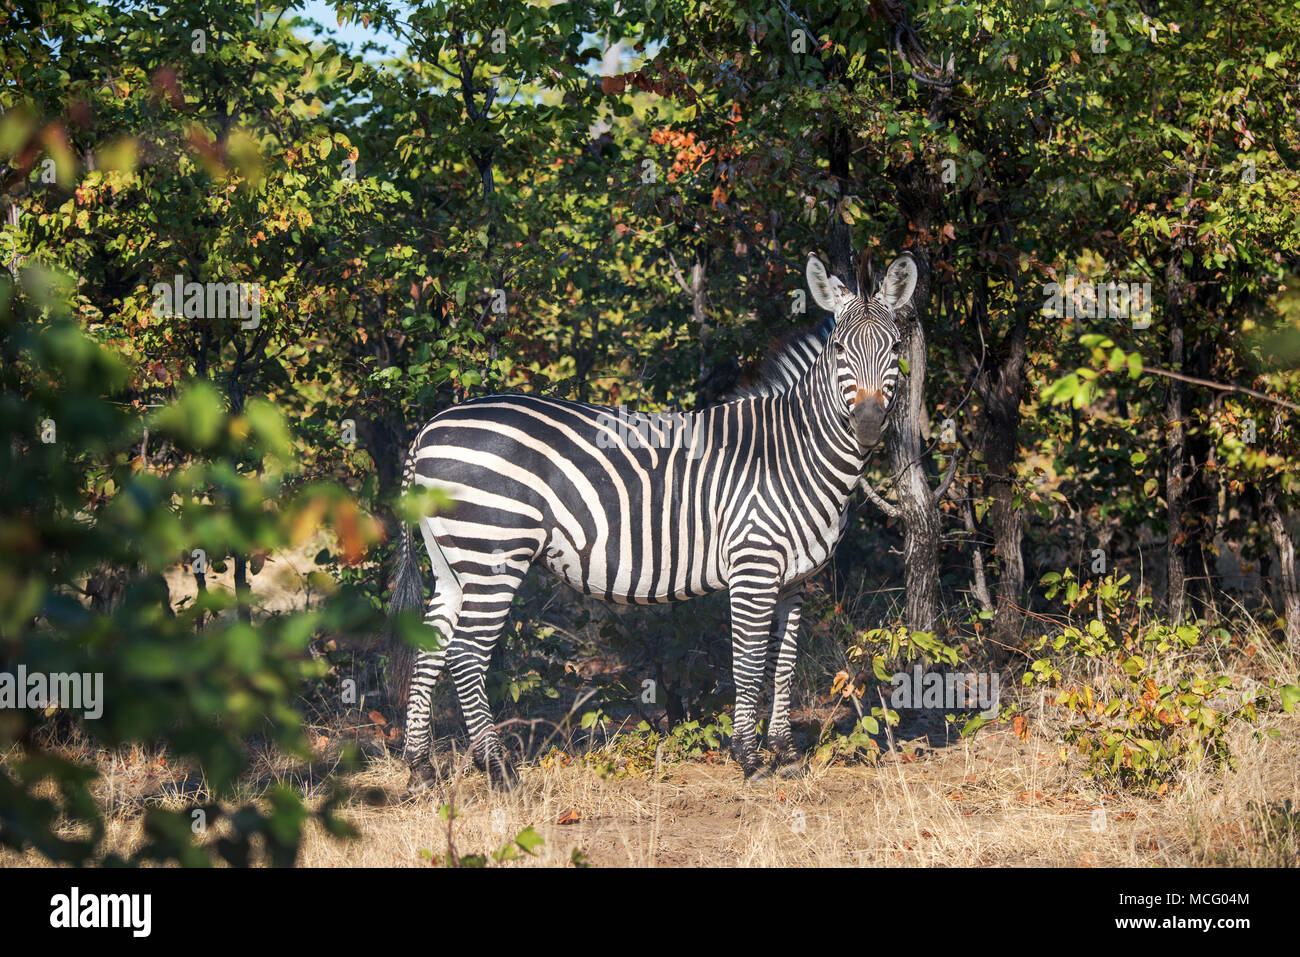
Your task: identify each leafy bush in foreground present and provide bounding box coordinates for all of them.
[0,270,378,864]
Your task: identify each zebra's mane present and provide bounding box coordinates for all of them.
[726,312,836,400]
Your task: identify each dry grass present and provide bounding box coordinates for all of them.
[291,710,1298,868]
[4,701,1295,868]
[6,550,1297,868]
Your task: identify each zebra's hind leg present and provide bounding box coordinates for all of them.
[402,545,463,795]
[766,587,807,776]
[728,576,780,780]
[447,571,528,791]
[403,646,447,794]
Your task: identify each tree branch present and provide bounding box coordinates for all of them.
[932,450,960,504]
[665,250,693,295]
[859,475,902,518]
[1140,364,1300,413]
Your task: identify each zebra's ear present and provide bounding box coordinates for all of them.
[877,254,918,312]
[807,254,851,314]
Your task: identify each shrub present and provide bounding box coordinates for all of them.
[1025,570,1298,793]
[0,270,376,864]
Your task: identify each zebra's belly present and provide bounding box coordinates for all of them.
[779,540,834,587]
[538,528,725,605]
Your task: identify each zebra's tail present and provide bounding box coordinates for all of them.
[385,509,423,718]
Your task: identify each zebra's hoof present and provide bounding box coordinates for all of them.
[742,765,773,783]
[771,745,805,773]
[776,759,810,780]
[405,761,437,796]
[487,758,519,792]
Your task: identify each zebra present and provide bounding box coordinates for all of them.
[386,252,918,790]
[725,249,888,401]
[726,311,835,400]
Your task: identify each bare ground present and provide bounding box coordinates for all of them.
[4,707,1295,868]
[6,543,1297,867]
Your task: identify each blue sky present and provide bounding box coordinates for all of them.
[295,1,407,57]
[292,3,637,68]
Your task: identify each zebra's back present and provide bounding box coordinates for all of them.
[408,392,767,604]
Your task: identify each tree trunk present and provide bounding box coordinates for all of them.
[1260,480,1300,650]
[1164,253,1189,624]
[1184,332,1219,620]
[352,292,409,542]
[968,201,1032,659]
[984,373,1025,654]
[884,254,942,632]
[961,478,994,613]
[826,123,856,292]
[233,554,252,624]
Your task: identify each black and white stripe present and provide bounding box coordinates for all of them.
[727,312,836,400]
[387,253,918,788]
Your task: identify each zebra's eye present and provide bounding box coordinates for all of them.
[890,340,902,355]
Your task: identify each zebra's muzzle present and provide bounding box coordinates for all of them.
[852,390,887,448]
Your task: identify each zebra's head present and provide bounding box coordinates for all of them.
[806,253,918,449]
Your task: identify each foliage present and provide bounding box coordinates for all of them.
[421,802,545,868]
[811,711,897,768]
[0,267,376,863]
[3,0,1299,864]
[1026,570,1298,793]
[567,712,735,778]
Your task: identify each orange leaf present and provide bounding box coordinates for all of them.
[556,809,581,825]
[332,498,371,565]
[368,710,388,727]
[290,495,330,547]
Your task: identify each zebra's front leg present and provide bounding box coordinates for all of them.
[728,581,780,780]
[766,587,806,776]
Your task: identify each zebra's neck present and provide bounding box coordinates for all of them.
[731,313,835,400]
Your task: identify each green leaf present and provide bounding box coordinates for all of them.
[513,826,545,854]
